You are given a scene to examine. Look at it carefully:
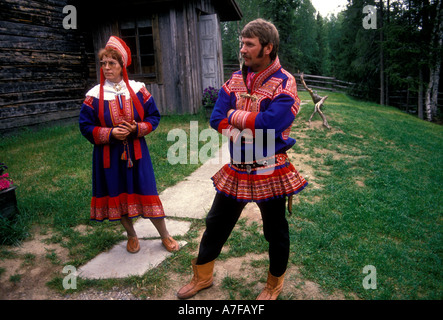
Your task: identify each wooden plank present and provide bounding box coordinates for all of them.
[151,13,163,85]
[0,65,87,82]
[0,35,81,52]
[333,84,351,90]
[294,73,336,80]
[187,0,202,113]
[0,0,97,131]
[199,15,221,91]
[0,88,85,107]
[159,5,179,114]
[0,109,81,132]
[1,0,66,11]
[0,49,82,67]
[0,77,86,91]
[173,4,186,114]
[0,99,82,120]
[0,21,78,43]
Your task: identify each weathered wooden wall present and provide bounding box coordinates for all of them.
[153,0,214,115]
[0,0,240,132]
[0,0,94,133]
[87,0,218,115]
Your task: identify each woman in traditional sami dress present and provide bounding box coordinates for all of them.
[79,36,179,253]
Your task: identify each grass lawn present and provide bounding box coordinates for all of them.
[289,92,442,299]
[0,92,441,300]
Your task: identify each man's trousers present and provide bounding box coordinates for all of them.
[196,192,290,277]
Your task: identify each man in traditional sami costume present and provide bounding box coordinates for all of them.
[177,19,308,300]
[79,36,179,254]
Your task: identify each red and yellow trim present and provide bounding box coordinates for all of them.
[211,160,308,202]
[137,122,153,138]
[90,193,165,221]
[229,110,258,133]
[92,127,112,145]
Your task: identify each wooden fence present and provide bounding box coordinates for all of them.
[224,65,442,116]
[224,65,355,93]
[295,74,443,115]
[293,73,354,94]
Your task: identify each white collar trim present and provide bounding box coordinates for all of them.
[86,79,145,100]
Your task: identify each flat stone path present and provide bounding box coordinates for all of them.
[77,143,229,279]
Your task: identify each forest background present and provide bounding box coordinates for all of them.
[221,0,443,122]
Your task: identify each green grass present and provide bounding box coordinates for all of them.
[289,91,442,299]
[1,93,442,300]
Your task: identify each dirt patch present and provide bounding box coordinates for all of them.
[0,210,351,300]
[288,148,323,192]
[355,179,366,187]
[240,202,263,226]
[157,254,353,300]
[149,202,353,300]
[0,227,69,300]
[159,253,268,300]
[0,126,350,300]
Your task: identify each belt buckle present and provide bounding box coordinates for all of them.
[246,164,252,174]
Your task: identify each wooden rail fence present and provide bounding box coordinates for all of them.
[224,65,442,115]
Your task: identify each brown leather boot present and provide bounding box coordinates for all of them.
[177,258,214,299]
[256,271,285,300]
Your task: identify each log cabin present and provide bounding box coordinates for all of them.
[0,0,242,133]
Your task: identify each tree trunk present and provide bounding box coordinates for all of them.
[418,67,424,120]
[379,0,385,106]
[425,0,442,121]
[385,0,390,106]
[425,63,441,121]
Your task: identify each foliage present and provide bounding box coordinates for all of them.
[0,162,14,191]
[221,0,263,63]
[222,0,442,118]
[0,162,7,175]
[202,86,219,106]
[326,0,381,100]
[259,0,302,73]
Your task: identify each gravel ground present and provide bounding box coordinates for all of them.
[63,287,142,300]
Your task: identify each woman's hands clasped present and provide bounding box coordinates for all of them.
[111,120,137,141]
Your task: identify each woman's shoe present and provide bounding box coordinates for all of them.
[127,236,140,253]
[162,236,179,252]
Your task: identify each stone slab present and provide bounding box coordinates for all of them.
[159,180,215,219]
[78,239,187,280]
[124,219,192,238]
[158,142,230,219]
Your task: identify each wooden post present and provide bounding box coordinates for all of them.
[300,72,331,129]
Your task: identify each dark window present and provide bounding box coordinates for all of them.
[120,17,157,81]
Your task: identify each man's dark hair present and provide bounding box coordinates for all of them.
[241,18,279,61]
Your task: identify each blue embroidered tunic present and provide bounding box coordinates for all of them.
[79,79,165,221]
[209,57,308,202]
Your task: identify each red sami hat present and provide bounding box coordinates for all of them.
[105,36,132,67]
